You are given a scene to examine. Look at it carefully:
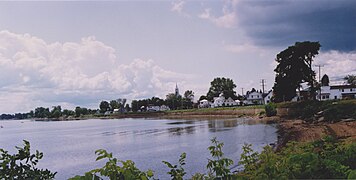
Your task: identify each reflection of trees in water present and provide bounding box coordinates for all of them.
[167,126,195,136]
[208,120,238,132]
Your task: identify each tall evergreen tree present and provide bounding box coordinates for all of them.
[273,41,320,102]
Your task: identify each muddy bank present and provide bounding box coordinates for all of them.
[277,119,356,149]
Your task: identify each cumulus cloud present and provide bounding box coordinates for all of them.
[315,50,356,84]
[0,30,194,113]
[198,0,237,28]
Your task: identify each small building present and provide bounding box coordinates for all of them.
[224,97,238,106]
[212,94,225,108]
[199,99,210,108]
[263,90,273,104]
[245,91,264,105]
[160,105,171,111]
[319,84,356,100]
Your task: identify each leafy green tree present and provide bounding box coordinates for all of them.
[182,90,194,109]
[62,109,75,117]
[206,77,237,101]
[50,105,62,118]
[99,101,110,113]
[273,41,320,102]
[198,95,207,101]
[75,107,83,117]
[344,75,356,85]
[321,74,330,86]
[0,140,56,179]
[34,107,50,118]
[125,104,131,112]
[109,100,120,111]
[165,93,182,110]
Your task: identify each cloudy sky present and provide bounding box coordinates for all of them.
[0,0,355,113]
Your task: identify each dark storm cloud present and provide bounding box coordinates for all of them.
[236,0,356,51]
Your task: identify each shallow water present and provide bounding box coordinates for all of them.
[0,118,277,179]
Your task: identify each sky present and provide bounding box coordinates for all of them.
[0,0,355,113]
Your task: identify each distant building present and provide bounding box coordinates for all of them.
[211,93,238,108]
[318,84,356,100]
[175,83,180,97]
[199,99,210,108]
[245,90,272,105]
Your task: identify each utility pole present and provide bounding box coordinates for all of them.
[261,79,266,94]
[314,64,324,100]
[241,88,244,96]
[314,64,324,83]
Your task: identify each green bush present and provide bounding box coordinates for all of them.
[265,103,277,117]
[0,140,56,179]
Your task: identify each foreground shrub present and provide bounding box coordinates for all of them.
[0,140,56,179]
[265,103,277,117]
[69,149,154,180]
[237,136,356,179]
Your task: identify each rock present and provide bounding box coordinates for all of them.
[341,118,355,122]
[317,117,325,122]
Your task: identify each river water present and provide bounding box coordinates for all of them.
[0,118,277,179]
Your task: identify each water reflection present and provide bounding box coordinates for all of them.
[167,125,196,136]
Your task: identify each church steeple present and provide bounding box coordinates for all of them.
[175,83,180,97]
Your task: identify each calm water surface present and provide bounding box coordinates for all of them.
[0,118,277,179]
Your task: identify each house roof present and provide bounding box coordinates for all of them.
[330,84,356,89]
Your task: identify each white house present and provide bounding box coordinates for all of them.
[210,94,239,108]
[224,97,237,106]
[212,94,225,107]
[263,90,273,104]
[199,99,210,108]
[319,84,356,101]
[147,105,171,111]
[245,91,264,105]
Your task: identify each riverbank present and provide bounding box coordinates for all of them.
[277,119,356,148]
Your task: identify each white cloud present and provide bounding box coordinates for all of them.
[198,0,238,28]
[0,30,195,113]
[315,50,356,83]
[171,0,190,17]
[223,43,269,57]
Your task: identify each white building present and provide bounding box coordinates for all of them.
[244,90,273,105]
[211,94,238,108]
[319,85,356,101]
[212,94,225,107]
[245,91,264,105]
[199,99,210,108]
[263,90,273,104]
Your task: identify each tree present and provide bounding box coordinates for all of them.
[321,74,330,86]
[182,90,194,109]
[273,41,320,102]
[50,106,62,119]
[34,107,50,118]
[199,95,207,101]
[99,101,110,113]
[75,107,82,117]
[109,100,120,111]
[166,93,182,110]
[125,104,131,112]
[206,77,237,101]
[184,90,194,101]
[344,75,356,85]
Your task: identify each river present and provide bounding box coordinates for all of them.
[0,118,277,179]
